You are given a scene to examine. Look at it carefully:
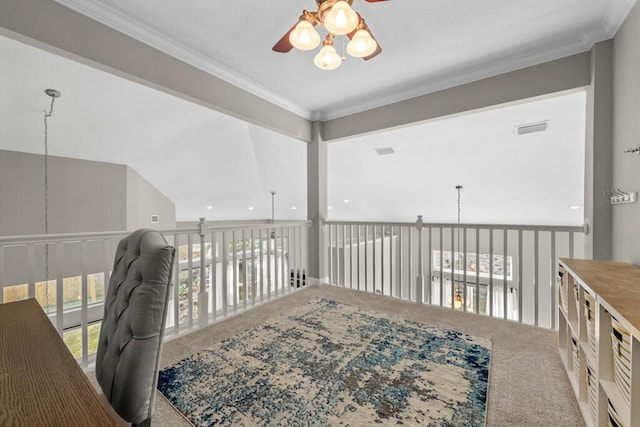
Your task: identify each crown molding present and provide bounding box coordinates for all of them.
[601,0,638,36]
[53,0,313,120]
[53,0,635,123]
[317,24,615,121]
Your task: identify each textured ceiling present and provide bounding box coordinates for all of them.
[53,0,634,119]
[3,0,624,224]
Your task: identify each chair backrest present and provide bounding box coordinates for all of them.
[96,229,175,425]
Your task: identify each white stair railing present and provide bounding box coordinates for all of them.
[325,218,588,329]
[0,220,311,370]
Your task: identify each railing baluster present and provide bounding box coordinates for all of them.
[56,242,65,335]
[335,224,339,286]
[503,229,508,320]
[222,231,229,315]
[439,227,443,307]
[427,227,432,305]
[266,228,271,301]
[212,231,217,320]
[475,228,480,315]
[569,232,574,258]
[80,240,88,368]
[187,234,194,327]
[551,231,556,329]
[397,226,402,299]
[534,230,539,327]
[450,227,455,309]
[329,224,337,285]
[27,244,35,298]
[381,225,385,296]
[342,224,347,288]
[242,229,247,309]
[232,231,238,310]
[281,227,285,294]
[463,227,467,313]
[173,234,181,333]
[408,228,412,301]
[389,226,394,298]
[274,228,280,296]
[416,218,423,304]
[259,229,264,302]
[350,225,354,289]
[364,226,369,293]
[357,225,361,291]
[518,230,523,323]
[372,225,376,293]
[489,229,494,318]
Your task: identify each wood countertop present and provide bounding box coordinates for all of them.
[559,258,640,336]
[0,298,114,426]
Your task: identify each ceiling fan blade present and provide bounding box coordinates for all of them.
[272,22,299,53]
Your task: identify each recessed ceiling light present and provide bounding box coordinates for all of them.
[375,147,394,155]
[248,206,254,210]
[207,205,213,210]
[328,206,333,210]
[291,206,297,210]
[343,199,349,204]
[568,204,581,210]
[515,120,549,135]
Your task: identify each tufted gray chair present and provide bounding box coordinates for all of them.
[96,229,175,427]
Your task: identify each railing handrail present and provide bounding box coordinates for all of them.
[0,220,312,245]
[324,219,588,234]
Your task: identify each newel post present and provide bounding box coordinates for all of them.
[198,217,209,327]
[415,215,424,304]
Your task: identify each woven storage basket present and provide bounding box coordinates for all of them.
[586,363,597,425]
[607,398,625,427]
[584,292,597,361]
[559,266,569,315]
[611,316,632,405]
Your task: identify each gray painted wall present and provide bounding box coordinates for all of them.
[0,150,176,286]
[126,167,175,230]
[584,41,613,261]
[0,149,126,235]
[613,2,640,264]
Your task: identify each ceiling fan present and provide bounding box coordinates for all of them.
[273,0,389,70]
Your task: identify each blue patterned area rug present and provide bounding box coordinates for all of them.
[157,299,491,426]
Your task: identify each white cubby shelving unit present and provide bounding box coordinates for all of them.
[558,258,640,427]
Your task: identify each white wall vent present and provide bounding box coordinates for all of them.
[515,121,549,135]
[375,147,394,155]
[151,214,160,224]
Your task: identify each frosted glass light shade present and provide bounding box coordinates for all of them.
[289,20,321,51]
[314,44,342,70]
[323,1,359,35]
[346,29,377,58]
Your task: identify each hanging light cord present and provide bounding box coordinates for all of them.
[43,94,57,314]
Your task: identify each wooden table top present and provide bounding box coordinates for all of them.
[560,258,640,336]
[0,298,114,426]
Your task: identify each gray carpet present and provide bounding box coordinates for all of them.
[91,285,584,426]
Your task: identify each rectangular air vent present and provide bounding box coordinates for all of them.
[375,147,394,155]
[515,121,549,135]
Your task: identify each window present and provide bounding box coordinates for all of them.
[432,250,512,280]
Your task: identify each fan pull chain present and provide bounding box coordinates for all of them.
[43,90,59,314]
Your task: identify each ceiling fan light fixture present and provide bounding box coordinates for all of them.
[323,1,359,35]
[289,19,321,51]
[314,42,342,70]
[347,29,377,58]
